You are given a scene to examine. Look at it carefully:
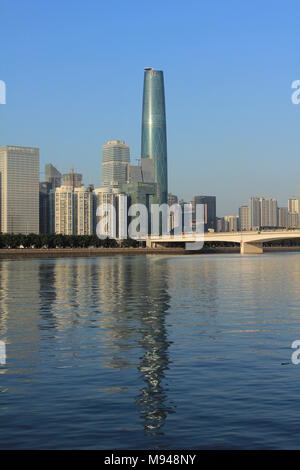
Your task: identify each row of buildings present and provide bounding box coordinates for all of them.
[1,142,299,236]
[39,140,157,237]
[219,196,300,232]
[1,67,299,237]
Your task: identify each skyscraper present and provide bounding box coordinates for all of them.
[141,68,168,204]
[101,140,130,189]
[0,145,39,234]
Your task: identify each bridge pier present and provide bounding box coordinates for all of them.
[240,241,263,255]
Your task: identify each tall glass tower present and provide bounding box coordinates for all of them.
[141,68,168,204]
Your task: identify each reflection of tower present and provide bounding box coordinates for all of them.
[141,68,168,204]
[135,258,172,434]
[96,256,172,434]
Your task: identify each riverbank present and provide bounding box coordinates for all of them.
[0,245,299,259]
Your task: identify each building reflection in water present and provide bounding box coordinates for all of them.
[134,257,173,434]
[38,255,173,435]
[94,255,173,435]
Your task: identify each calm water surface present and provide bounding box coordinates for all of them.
[0,253,300,449]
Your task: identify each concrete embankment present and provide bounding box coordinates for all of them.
[0,246,238,259]
[0,245,299,259]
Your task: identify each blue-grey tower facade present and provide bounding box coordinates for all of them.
[141,68,168,204]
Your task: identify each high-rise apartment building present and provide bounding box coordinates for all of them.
[94,187,126,239]
[223,215,239,232]
[248,196,278,229]
[260,197,278,227]
[278,207,288,228]
[288,212,299,229]
[0,145,39,234]
[288,197,299,214]
[239,205,249,231]
[50,185,93,235]
[76,186,94,235]
[141,68,168,204]
[101,140,130,189]
[248,197,261,230]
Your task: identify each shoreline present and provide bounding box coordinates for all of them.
[0,245,299,259]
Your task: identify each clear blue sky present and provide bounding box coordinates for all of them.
[1,0,300,215]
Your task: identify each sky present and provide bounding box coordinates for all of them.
[1,0,300,216]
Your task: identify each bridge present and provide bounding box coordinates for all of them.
[146,230,300,254]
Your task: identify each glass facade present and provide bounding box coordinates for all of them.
[141,68,168,204]
[101,140,130,189]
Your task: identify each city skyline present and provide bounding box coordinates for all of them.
[2,1,300,215]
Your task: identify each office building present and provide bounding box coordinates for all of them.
[39,181,51,234]
[45,163,61,189]
[0,145,39,234]
[192,195,216,231]
[101,140,130,189]
[141,68,168,204]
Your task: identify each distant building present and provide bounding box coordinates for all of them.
[192,196,216,232]
[50,184,93,235]
[224,215,239,232]
[239,205,249,231]
[39,181,51,234]
[278,207,288,228]
[76,186,94,235]
[168,193,178,206]
[101,140,130,189]
[45,163,61,189]
[260,197,277,227]
[94,187,127,239]
[0,145,39,234]
[248,197,260,230]
[288,197,299,214]
[288,212,299,229]
[62,172,83,189]
[216,217,224,232]
[248,196,277,229]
